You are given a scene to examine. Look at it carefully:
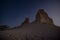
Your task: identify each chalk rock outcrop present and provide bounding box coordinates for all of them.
[23,17,30,24]
[19,17,30,27]
[32,9,54,24]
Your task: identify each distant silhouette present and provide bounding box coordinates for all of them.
[0,25,8,30]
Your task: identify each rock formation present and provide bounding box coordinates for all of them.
[32,9,54,24]
[0,9,60,40]
[23,17,30,24]
[19,17,30,27]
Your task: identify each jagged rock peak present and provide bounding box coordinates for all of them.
[34,9,54,24]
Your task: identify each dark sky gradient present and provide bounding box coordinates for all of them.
[1,0,60,28]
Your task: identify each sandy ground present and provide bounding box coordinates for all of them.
[0,23,60,40]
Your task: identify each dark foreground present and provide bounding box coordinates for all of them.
[0,23,60,40]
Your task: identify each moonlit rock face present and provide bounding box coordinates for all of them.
[0,23,60,40]
[35,9,54,24]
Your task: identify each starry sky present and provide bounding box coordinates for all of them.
[1,0,60,28]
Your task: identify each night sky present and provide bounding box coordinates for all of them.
[1,0,60,28]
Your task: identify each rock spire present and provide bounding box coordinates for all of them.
[19,17,30,27]
[33,9,54,24]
